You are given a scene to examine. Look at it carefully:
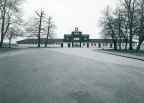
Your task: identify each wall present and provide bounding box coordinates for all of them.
[140,42,144,50]
[81,42,137,49]
[18,42,137,49]
[63,42,72,48]
[18,43,61,48]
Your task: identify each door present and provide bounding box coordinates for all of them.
[73,42,80,48]
[61,43,63,48]
[99,43,101,48]
[87,43,89,48]
[110,44,112,48]
[68,43,70,47]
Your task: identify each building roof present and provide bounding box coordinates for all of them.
[16,38,136,44]
[64,34,71,37]
[64,34,89,37]
[82,34,89,37]
[16,38,64,44]
[89,39,114,43]
[88,39,136,43]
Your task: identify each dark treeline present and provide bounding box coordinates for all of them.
[99,0,144,52]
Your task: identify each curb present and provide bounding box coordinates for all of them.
[95,50,144,61]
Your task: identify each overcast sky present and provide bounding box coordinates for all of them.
[22,0,117,39]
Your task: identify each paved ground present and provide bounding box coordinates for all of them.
[94,49,144,61]
[49,48,144,68]
[0,48,144,103]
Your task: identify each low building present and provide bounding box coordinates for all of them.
[17,27,137,49]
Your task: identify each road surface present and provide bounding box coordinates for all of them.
[0,48,144,103]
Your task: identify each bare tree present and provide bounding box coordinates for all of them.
[121,17,129,51]
[25,17,41,37]
[25,10,45,47]
[35,9,45,47]
[0,0,24,48]
[44,16,56,47]
[6,27,15,48]
[114,7,130,51]
[114,9,125,50]
[6,25,24,48]
[99,6,118,50]
[134,0,144,52]
[120,0,138,50]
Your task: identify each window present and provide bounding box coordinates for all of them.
[94,43,96,46]
[73,38,79,40]
[74,33,79,35]
[83,43,85,46]
[84,38,87,40]
[91,43,93,46]
[103,43,108,46]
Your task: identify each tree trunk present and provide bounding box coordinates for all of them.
[38,22,41,48]
[45,34,49,47]
[45,27,50,47]
[118,13,121,50]
[45,17,51,47]
[0,16,5,48]
[113,40,117,50]
[0,37,4,48]
[125,39,128,51]
[37,10,43,48]
[9,38,11,48]
[0,0,7,48]
[129,24,133,50]
[136,40,143,52]
[119,37,121,50]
